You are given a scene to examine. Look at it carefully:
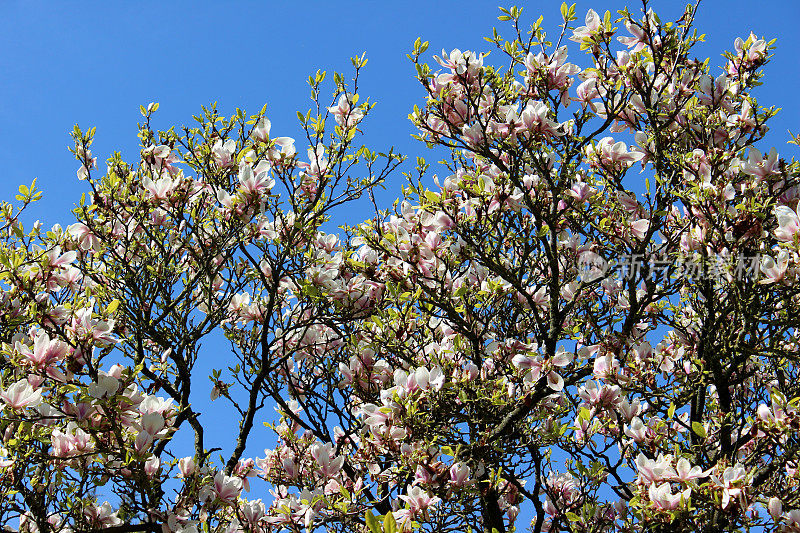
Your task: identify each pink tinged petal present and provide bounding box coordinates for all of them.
[768,497,783,519]
[141,412,165,435]
[547,371,564,391]
[774,206,800,242]
[630,219,650,239]
[178,457,196,477]
[0,380,43,410]
[134,431,153,454]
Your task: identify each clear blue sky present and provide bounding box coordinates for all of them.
[1,0,798,227]
[1,0,798,520]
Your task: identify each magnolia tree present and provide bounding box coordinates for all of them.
[1,2,799,532]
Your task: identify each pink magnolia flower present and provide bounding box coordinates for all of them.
[0,379,43,410]
[710,463,748,510]
[618,20,648,53]
[253,117,271,142]
[67,222,99,251]
[525,47,580,105]
[625,417,648,443]
[399,485,440,516]
[144,455,160,477]
[310,443,344,478]
[434,49,484,80]
[84,501,122,528]
[212,139,237,168]
[630,219,651,240]
[774,205,800,242]
[327,93,364,128]
[636,453,676,485]
[570,9,601,45]
[547,371,564,392]
[213,471,243,503]
[43,247,77,270]
[575,78,602,112]
[759,252,790,285]
[238,161,275,196]
[520,101,562,136]
[586,137,645,171]
[768,496,782,519]
[407,366,445,392]
[16,332,69,371]
[741,147,779,180]
[460,123,485,148]
[449,462,472,487]
[271,136,296,161]
[414,464,434,485]
[143,175,179,202]
[648,482,690,511]
[178,456,196,477]
[697,74,730,108]
[674,457,708,483]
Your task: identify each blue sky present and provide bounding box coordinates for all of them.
[1,0,798,523]
[2,0,798,228]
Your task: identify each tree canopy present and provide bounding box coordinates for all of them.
[1,2,799,532]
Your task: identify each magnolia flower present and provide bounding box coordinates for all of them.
[0,380,43,410]
[636,453,676,485]
[213,472,243,503]
[547,371,564,392]
[768,497,783,519]
[674,457,708,482]
[710,464,748,510]
[411,366,445,392]
[143,175,179,201]
[16,332,69,370]
[84,501,123,528]
[269,136,296,161]
[461,123,484,148]
[570,9,601,44]
[327,93,364,128]
[141,412,165,436]
[449,462,472,486]
[212,139,236,167]
[520,101,562,136]
[399,485,440,515]
[741,147,779,180]
[618,20,648,53]
[310,443,344,478]
[774,205,800,242]
[88,372,121,399]
[759,252,790,285]
[178,457,196,477]
[630,219,651,240]
[434,48,484,78]
[253,117,271,142]
[649,482,690,511]
[625,417,648,443]
[67,222,99,251]
[239,161,275,195]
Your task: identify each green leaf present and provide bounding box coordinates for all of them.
[668,403,676,419]
[106,299,121,314]
[383,511,398,533]
[365,510,381,533]
[692,421,707,438]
